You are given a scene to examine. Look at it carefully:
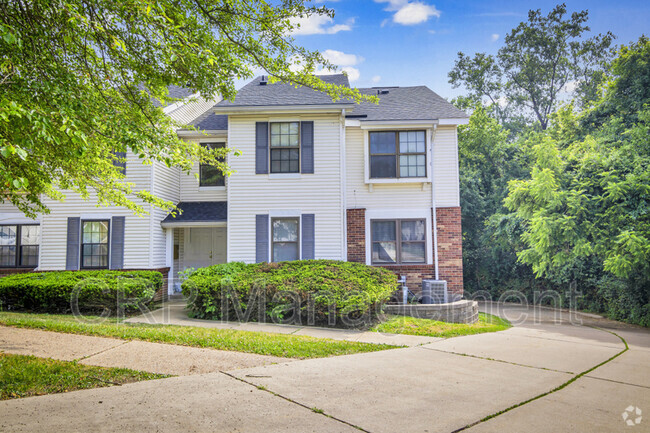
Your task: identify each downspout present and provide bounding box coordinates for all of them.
[431,125,439,280]
[340,109,347,261]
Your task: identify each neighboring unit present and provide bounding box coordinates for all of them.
[0,75,468,298]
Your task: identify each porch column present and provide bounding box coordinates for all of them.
[165,228,174,295]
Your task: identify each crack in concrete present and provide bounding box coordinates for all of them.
[220,370,372,433]
[418,345,575,374]
[449,326,630,433]
[583,375,650,390]
[75,340,131,362]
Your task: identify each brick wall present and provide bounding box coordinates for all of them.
[345,206,464,297]
[435,207,463,296]
[346,208,366,263]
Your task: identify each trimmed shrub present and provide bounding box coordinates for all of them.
[182,260,397,328]
[0,270,162,315]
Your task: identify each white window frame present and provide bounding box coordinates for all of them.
[364,209,433,266]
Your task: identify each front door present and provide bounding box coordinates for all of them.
[183,227,227,270]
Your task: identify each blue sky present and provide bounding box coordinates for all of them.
[272,0,650,99]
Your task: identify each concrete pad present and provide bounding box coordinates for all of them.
[0,326,124,361]
[510,324,625,349]
[353,331,442,346]
[231,346,571,433]
[611,328,650,352]
[425,327,622,373]
[586,350,650,387]
[465,377,649,433]
[0,373,358,433]
[79,340,289,375]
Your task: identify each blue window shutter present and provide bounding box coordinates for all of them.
[256,122,269,174]
[255,214,269,263]
[110,216,125,269]
[302,214,315,260]
[65,217,80,270]
[301,121,314,174]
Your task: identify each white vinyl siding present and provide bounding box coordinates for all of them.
[227,115,344,263]
[345,125,459,209]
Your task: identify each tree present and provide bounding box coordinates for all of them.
[449,3,614,130]
[0,0,370,217]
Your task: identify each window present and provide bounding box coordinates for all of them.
[81,220,109,269]
[371,219,426,264]
[0,225,40,268]
[272,218,299,262]
[199,143,225,187]
[270,122,300,173]
[369,131,426,179]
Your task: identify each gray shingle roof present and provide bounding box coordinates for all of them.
[188,110,228,131]
[216,74,352,107]
[214,75,467,120]
[352,86,468,120]
[162,202,227,224]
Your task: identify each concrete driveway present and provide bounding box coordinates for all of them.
[1,303,648,432]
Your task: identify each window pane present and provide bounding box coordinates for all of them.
[401,242,426,263]
[370,155,397,178]
[273,219,298,242]
[399,154,426,178]
[370,132,396,154]
[271,123,280,134]
[0,246,16,266]
[372,221,396,242]
[401,220,426,241]
[20,245,39,267]
[200,165,224,186]
[372,242,397,263]
[399,131,425,153]
[271,149,299,173]
[273,242,299,262]
[0,226,17,246]
[21,226,40,245]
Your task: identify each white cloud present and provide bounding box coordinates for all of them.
[375,0,441,26]
[290,15,354,35]
[322,49,364,66]
[491,33,499,42]
[341,67,360,82]
[372,75,382,83]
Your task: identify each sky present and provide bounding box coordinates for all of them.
[259,0,650,99]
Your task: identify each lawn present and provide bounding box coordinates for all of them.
[371,313,511,338]
[0,312,401,359]
[0,353,167,400]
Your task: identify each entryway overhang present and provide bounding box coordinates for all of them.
[161,201,227,228]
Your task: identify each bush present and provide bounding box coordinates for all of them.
[182,260,397,328]
[0,270,162,315]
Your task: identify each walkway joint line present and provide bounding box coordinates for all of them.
[75,340,130,362]
[219,370,373,433]
[449,326,630,433]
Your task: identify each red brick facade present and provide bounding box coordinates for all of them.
[346,207,463,296]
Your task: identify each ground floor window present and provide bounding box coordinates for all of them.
[272,217,299,262]
[371,219,426,264]
[0,225,40,268]
[81,220,109,269]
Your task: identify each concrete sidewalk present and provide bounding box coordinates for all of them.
[0,326,289,376]
[125,300,442,347]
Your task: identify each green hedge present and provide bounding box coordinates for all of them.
[182,260,397,328]
[0,270,162,315]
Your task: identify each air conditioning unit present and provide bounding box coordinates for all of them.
[421,280,447,304]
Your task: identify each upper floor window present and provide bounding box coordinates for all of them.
[369,131,426,179]
[112,151,127,175]
[200,143,225,187]
[0,225,40,268]
[371,219,426,265]
[81,220,109,269]
[270,122,300,173]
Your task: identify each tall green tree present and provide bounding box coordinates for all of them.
[449,3,614,130]
[0,0,369,217]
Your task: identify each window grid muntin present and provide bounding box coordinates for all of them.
[81,220,110,269]
[371,219,426,265]
[199,143,226,187]
[271,217,300,262]
[270,122,300,173]
[369,130,427,179]
[0,225,40,268]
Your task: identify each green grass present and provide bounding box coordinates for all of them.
[0,312,401,359]
[0,353,168,400]
[371,313,511,338]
